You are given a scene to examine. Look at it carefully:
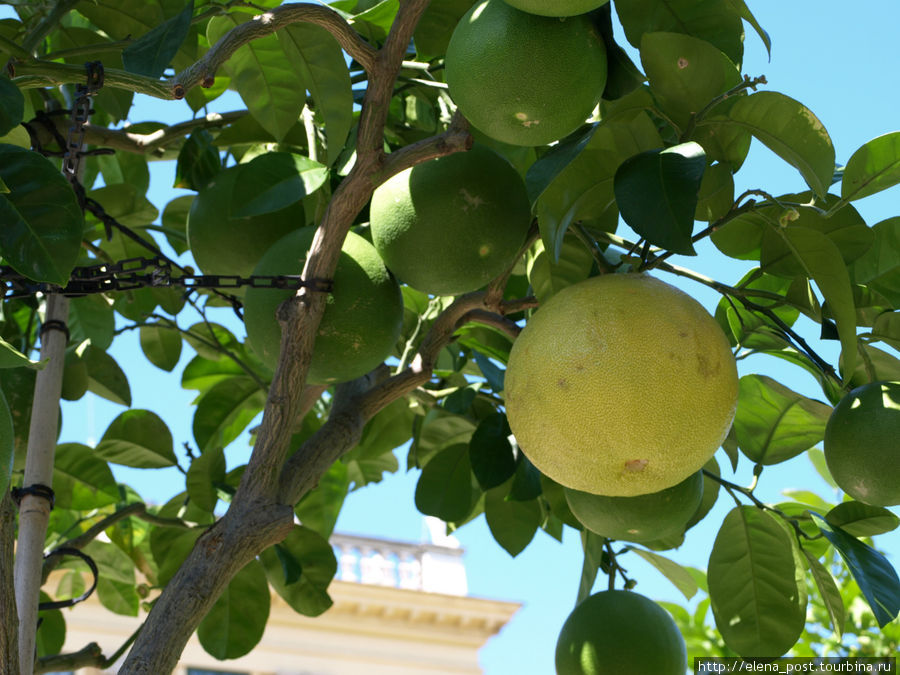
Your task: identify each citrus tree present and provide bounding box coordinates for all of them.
[0,0,899,673]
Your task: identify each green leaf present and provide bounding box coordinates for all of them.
[724,91,835,199]
[695,162,734,222]
[84,540,136,585]
[95,409,177,468]
[0,145,83,284]
[686,456,721,529]
[0,336,41,369]
[35,593,65,658]
[526,234,593,304]
[0,75,24,136]
[807,447,838,489]
[810,512,900,627]
[508,452,542,502]
[0,387,12,496]
[414,0,476,59]
[410,408,475,468]
[469,413,515,490]
[68,295,115,351]
[150,525,202,586]
[616,0,744,65]
[732,374,831,465]
[278,23,354,165]
[122,0,193,77]
[97,577,140,616]
[173,129,220,191]
[850,217,900,307]
[484,483,541,557]
[87,183,158,228]
[414,443,476,522]
[207,14,306,141]
[640,32,742,129]
[53,442,119,510]
[841,131,900,202]
[161,194,193,255]
[82,345,132,407]
[198,559,270,659]
[186,446,226,513]
[723,0,771,58]
[294,460,349,538]
[260,525,337,617]
[139,323,182,372]
[801,547,845,637]
[614,141,706,255]
[708,506,807,656]
[825,502,899,538]
[525,124,598,205]
[192,377,267,453]
[628,546,698,600]
[231,152,328,218]
[348,0,400,44]
[181,354,245,392]
[577,530,606,605]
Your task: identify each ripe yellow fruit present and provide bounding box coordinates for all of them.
[243,227,403,384]
[187,167,304,286]
[369,145,531,296]
[503,0,609,17]
[556,590,687,675]
[445,0,607,147]
[565,470,704,544]
[505,273,738,496]
[824,381,900,506]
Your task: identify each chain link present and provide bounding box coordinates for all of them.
[62,61,104,185]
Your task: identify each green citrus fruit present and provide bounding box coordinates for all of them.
[369,145,531,296]
[243,227,403,384]
[445,0,607,146]
[505,273,738,496]
[556,590,687,675]
[503,0,609,17]
[565,470,703,544]
[824,380,900,506]
[187,166,304,286]
[60,349,89,401]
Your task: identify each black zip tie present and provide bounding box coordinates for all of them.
[39,319,70,344]
[11,483,55,510]
[39,547,99,611]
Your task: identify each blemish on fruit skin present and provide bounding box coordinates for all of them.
[625,459,649,473]
[557,379,569,389]
[478,244,491,257]
[514,112,540,128]
[677,57,689,69]
[458,188,485,212]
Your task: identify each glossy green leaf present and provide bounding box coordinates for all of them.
[208,15,306,141]
[35,593,65,658]
[192,377,267,453]
[260,525,337,617]
[68,295,115,351]
[628,546,698,600]
[180,354,245,392]
[94,150,151,195]
[186,446,226,513]
[640,32,742,129]
[82,345,132,407]
[526,235,593,304]
[472,351,505,391]
[733,374,831,465]
[825,502,900,538]
[410,408,476,468]
[198,559,270,659]
[801,547,845,637]
[723,0,771,57]
[525,124,598,205]
[695,162,734,222]
[87,183,158,228]
[842,131,900,202]
[0,75,24,136]
[0,387,12,496]
[850,217,900,306]
[810,512,900,627]
[686,456,720,530]
[0,145,83,284]
[0,336,40,369]
[508,453,542,502]
[414,0,476,59]
[294,460,349,538]
[173,129,220,191]
[122,0,194,77]
[485,484,541,557]
[725,92,835,199]
[348,0,400,44]
[278,23,354,165]
[708,506,807,656]
[151,525,202,586]
[231,152,328,218]
[617,0,744,65]
[84,540,137,585]
[577,530,606,605]
[469,413,515,490]
[139,323,182,372]
[414,443,476,522]
[96,409,177,468]
[53,442,119,510]
[97,577,140,616]
[807,447,837,489]
[160,194,193,255]
[614,141,706,254]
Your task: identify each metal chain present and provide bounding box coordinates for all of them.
[62,61,104,187]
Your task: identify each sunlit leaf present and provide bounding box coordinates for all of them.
[198,559,270,659]
[842,131,900,202]
[96,409,177,468]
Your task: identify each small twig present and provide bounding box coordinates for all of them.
[682,74,768,142]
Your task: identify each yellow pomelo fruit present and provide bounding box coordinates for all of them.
[556,590,687,675]
[187,167,304,286]
[243,227,403,384]
[445,0,607,147]
[824,380,900,506]
[505,273,738,496]
[565,470,703,544]
[369,145,531,296]
[503,0,609,17]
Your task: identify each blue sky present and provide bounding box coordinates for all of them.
[22,0,900,672]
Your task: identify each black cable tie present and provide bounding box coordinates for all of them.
[39,319,70,344]
[11,483,55,510]
[39,547,99,611]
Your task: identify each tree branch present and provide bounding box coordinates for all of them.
[0,491,19,674]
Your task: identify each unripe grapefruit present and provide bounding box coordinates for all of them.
[243,228,403,384]
[445,0,607,146]
[187,166,304,287]
[369,145,531,296]
[556,590,687,674]
[505,273,738,496]
[503,0,609,17]
[565,470,703,544]
[824,381,900,506]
